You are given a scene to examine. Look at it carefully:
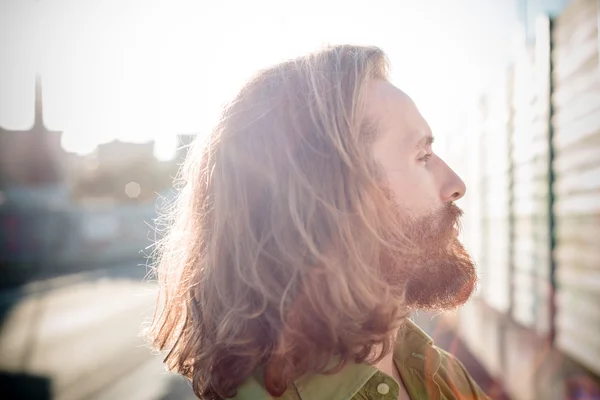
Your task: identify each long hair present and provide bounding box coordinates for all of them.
[147,44,413,399]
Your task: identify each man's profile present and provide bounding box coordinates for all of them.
[148,45,488,400]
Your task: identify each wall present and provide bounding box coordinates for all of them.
[552,0,600,379]
[451,0,600,398]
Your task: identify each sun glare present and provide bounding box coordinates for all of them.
[2,0,518,156]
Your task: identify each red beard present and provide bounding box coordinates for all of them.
[382,203,478,311]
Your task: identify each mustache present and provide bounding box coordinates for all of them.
[403,202,464,243]
[431,202,463,226]
[437,202,463,235]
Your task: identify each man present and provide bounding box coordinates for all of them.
[148,45,488,400]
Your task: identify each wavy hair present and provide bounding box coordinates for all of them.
[147,44,414,399]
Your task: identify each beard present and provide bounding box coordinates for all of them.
[381,202,478,312]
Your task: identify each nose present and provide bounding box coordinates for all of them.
[440,163,466,203]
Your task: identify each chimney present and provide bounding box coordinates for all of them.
[34,74,44,130]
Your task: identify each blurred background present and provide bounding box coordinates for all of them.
[0,0,598,399]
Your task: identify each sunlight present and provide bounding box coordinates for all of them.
[1,0,519,156]
[60,127,97,156]
[153,134,178,162]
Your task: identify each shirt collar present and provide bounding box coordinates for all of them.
[292,318,441,400]
[293,361,377,400]
[394,318,442,376]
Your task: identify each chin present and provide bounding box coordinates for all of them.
[404,246,478,312]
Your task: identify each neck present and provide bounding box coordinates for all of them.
[374,327,401,377]
[375,327,411,400]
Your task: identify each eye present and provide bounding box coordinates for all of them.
[418,153,432,163]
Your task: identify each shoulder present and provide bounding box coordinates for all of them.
[433,347,491,400]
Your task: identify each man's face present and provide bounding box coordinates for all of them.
[367,79,477,311]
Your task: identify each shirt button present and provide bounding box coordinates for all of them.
[377,383,390,395]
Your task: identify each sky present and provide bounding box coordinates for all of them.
[0,0,521,158]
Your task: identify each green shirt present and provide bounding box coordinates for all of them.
[230,319,490,400]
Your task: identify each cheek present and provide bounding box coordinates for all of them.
[385,167,437,217]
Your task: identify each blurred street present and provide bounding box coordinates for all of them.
[0,266,196,400]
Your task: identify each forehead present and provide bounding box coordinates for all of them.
[365,79,430,145]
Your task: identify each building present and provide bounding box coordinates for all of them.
[0,76,69,207]
[96,139,155,172]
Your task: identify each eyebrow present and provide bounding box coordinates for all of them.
[415,134,435,148]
